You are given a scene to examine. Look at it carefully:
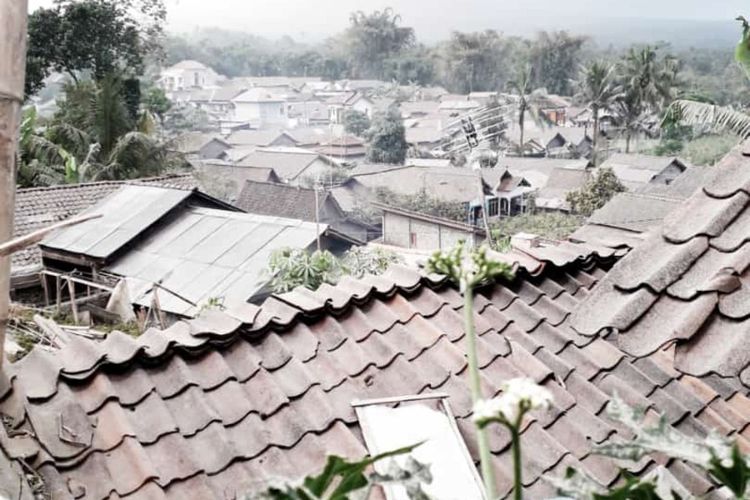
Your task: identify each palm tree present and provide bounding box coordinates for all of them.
[508,64,552,156]
[573,61,622,164]
[46,74,177,183]
[621,46,679,112]
[613,89,651,153]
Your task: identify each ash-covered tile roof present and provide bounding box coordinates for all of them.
[12,175,199,277]
[571,139,750,388]
[571,166,713,250]
[1,240,748,499]
[235,180,332,221]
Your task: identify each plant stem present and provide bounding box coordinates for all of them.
[464,286,497,499]
[511,425,523,500]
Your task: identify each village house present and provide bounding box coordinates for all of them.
[159,60,222,94]
[226,129,300,148]
[172,132,231,161]
[378,203,486,250]
[235,180,375,243]
[230,88,289,128]
[236,147,340,185]
[314,135,367,163]
[535,164,593,213]
[600,153,689,191]
[191,159,281,201]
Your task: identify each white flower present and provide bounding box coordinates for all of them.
[472,398,505,425]
[472,379,554,427]
[501,378,553,411]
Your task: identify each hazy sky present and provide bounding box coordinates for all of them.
[28,0,749,41]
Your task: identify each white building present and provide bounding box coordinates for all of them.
[231,88,288,128]
[159,60,221,93]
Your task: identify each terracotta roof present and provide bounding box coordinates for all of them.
[2,239,748,498]
[571,139,750,388]
[12,175,199,278]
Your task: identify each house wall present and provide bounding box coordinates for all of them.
[382,211,479,250]
[233,101,288,126]
[161,68,219,92]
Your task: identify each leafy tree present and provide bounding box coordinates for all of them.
[573,61,622,164]
[529,31,587,96]
[343,109,371,137]
[343,9,415,79]
[566,168,627,216]
[365,108,408,164]
[440,30,524,94]
[383,45,437,85]
[25,0,166,97]
[142,87,173,126]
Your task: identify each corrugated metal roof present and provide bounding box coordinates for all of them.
[105,207,327,316]
[41,185,193,261]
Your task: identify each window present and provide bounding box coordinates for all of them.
[487,197,499,217]
[354,394,486,500]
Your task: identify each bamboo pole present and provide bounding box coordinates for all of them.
[0,0,29,366]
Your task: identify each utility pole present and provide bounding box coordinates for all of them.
[313,177,322,252]
[0,0,29,366]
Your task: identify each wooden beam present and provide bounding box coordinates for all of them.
[0,214,102,257]
[0,0,29,366]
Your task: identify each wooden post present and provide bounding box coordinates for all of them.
[67,278,79,325]
[0,0,29,366]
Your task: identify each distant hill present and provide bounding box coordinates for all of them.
[568,18,739,49]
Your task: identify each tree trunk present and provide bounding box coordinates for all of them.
[0,0,29,366]
[592,107,600,166]
[625,129,632,154]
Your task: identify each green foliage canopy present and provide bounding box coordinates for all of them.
[365,108,408,164]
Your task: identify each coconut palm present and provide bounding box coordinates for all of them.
[507,64,552,156]
[621,46,679,113]
[573,61,622,164]
[41,74,177,184]
[613,89,652,153]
